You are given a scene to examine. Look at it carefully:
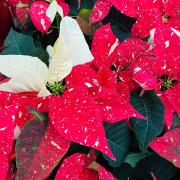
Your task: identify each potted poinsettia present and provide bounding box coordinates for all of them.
[0,0,179,179]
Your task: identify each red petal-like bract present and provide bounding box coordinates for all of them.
[168,17,180,33]
[117,38,150,69]
[78,169,99,180]
[29,0,69,33]
[0,105,18,179]
[17,92,49,128]
[0,92,21,130]
[7,0,19,7]
[16,119,70,180]
[57,0,70,16]
[162,0,180,17]
[66,63,98,89]
[131,8,161,38]
[99,166,116,180]
[154,23,180,77]
[133,54,164,79]
[150,128,180,168]
[0,91,49,129]
[97,66,117,89]
[55,153,116,180]
[116,81,130,101]
[30,1,52,33]
[108,0,138,17]
[108,0,157,18]
[131,9,161,38]
[133,70,158,90]
[90,87,144,123]
[16,6,29,25]
[157,91,174,131]
[55,153,94,180]
[132,52,167,91]
[107,0,179,38]
[0,91,19,108]
[92,23,120,69]
[66,64,143,123]
[90,0,111,23]
[0,1,11,46]
[131,0,180,38]
[49,87,114,159]
[165,83,180,115]
[89,0,157,20]
[117,38,150,89]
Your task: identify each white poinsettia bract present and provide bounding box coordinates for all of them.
[0,17,93,97]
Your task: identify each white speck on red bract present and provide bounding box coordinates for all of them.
[150,128,180,168]
[30,1,52,33]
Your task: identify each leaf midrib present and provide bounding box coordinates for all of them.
[12,31,22,54]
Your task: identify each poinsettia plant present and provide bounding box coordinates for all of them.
[0,0,179,179]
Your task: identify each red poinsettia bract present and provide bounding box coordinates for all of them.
[55,153,116,180]
[0,1,11,47]
[0,91,49,129]
[30,0,69,33]
[150,128,180,168]
[0,104,18,178]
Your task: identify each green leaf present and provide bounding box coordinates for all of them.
[130,91,164,152]
[137,153,178,180]
[172,113,180,129]
[115,153,178,180]
[103,121,131,167]
[111,24,131,42]
[104,7,136,32]
[79,9,91,19]
[1,29,49,63]
[80,0,96,9]
[16,112,70,180]
[114,163,147,180]
[124,153,145,167]
[68,0,79,16]
[30,109,47,121]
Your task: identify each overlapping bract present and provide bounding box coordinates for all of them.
[30,0,69,33]
[150,128,180,168]
[0,104,18,179]
[0,0,180,178]
[16,117,71,180]
[0,1,11,47]
[90,0,180,38]
[55,153,116,180]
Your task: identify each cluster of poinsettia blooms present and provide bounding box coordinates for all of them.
[0,0,180,179]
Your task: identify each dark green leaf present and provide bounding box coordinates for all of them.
[80,0,97,10]
[103,7,136,42]
[171,113,180,129]
[138,153,178,180]
[111,24,131,42]
[124,153,145,167]
[171,170,180,180]
[68,0,79,16]
[114,163,148,180]
[103,7,136,32]
[115,153,178,180]
[65,142,90,157]
[1,29,49,63]
[103,121,131,167]
[130,91,164,152]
